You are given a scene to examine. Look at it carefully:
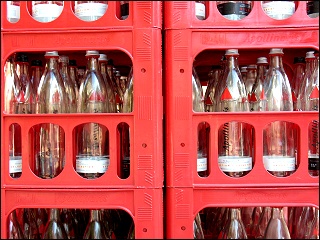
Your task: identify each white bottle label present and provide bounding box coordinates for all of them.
[263,156,296,171]
[9,156,22,173]
[218,156,252,172]
[7,4,20,19]
[75,3,108,17]
[195,2,205,18]
[197,157,207,172]
[32,4,63,18]
[262,1,295,19]
[76,155,109,173]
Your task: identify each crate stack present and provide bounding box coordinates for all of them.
[163,1,319,238]
[1,1,163,238]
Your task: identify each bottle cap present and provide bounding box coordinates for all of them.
[69,60,77,66]
[45,51,59,57]
[247,64,257,69]
[306,51,315,59]
[98,54,108,61]
[85,50,99,57]
[269,48,284,55]
[225,49,239,56]
[257,57,268,64]
[240,66,247,73]
[293,57,306,64]
[59,55,69,63]
[31,59,43,66]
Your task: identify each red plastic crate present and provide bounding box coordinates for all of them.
[1,1,162,32]
[165,187,319,239]
[164,28,319,188]
[1,187,163,239]
[164,1,318,30]
[1,28,163,189]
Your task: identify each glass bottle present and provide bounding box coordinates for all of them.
[30,60,43,95]
[42,208,68,239]
[75,1,108,21]
[7,1,20,23]
[217,1,252,20]
[262,1,296,20]
[59,55,77,113]
[115,70,124,111]
[127,221,135,239]
[295,206,316,239]
[36,51,67,179]
[307,1,319,18]
[22,208,40,239]
[35,208,48,238]
[192,67,205,112]
[32,1,64,22]
[244,64,257,99]
[72,209,87,239]
[213,207,229,238]
[120,1,129,20]
[250,57,269,112]
[307,207,319,239]
[297,51,316,111]
[288,207,303,238]
[98,54,116,113]
[83,210,108,239]
[252,206,272,239]
[213,49,252,178]
[107,59,122,113]
[241,207,254,238]
[60,208,77,239]
[264,207,291,239]
[240,66,248,83]
[76,50,109,179]
[194,212,205,239]
[291,57,306,111]
[77,66,86,86]
[122,67,133,113]
[118,122,131,179]
[8,209,24,239]
[69,59,80,91]
[119,75,127,95]
[204,65,221,112]
[195,1,206,20]
[220,208,248,239]
[263,48,296,177]
[248,206,262,239]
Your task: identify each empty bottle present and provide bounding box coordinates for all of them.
[42,209,68,239]
[213,49,252,178]
[22,208,40,239]
[288,206,303,238]
[240,66,248,83]
[83,210,108,239]
[217,1,252,20]
[244,64,257,98]
[251,207,272,238]
[36,51,67,179]
[307,1,319,18]
[68,60,80,91]
[107,59,122,113]
[60,208,77,239]
[262,48,296,177]
[241,207,254,238]
[8,209,24,239]
[32,1,63,22]
[120,1,129,19]
[122,67,133,113]
[249,57,268,112]
[77,50,109,179]
[35,208,48,238]
[220,208,248,239]
[291,57,306,111]
[7,1,20,23]
[262,1,296,20]
[195,1,206,20]
[306,207,319,239]
[30,60,43,95]
[194,213,205,239]
[204,65,222,112]
[75,1,108,21]
[296,206,316,239]
[264,207,291,239]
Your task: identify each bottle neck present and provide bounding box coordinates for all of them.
[46,57,59,70]
[49,208,60,221]
[21,62,29,75]
[225,55,239,70]
[270,207,284,220]
[99,61,107,74]
[229,208,242,220]
[89,209,101,222]
[87,56,99,71]
[269,54,284,70]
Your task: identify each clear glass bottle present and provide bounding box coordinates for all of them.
[195,1,206,20]
[204,65,221,112]
[214,49,252,178]
[76,50,109,179]
[7,1,20,23]
[250,57,269,112]
[263,48,296,177]
[30,59,43,95]
[220,208,248,239]
[288,206,303,238]
[240,66,248,83]
[307,1,319,18]
[120,1,129,20]
[193,212,205,239]
[83,210,108,239]
[35,208,48,238]
[244,64,257,99]
[68,59,80,91]
[36,51,67,179]
[291,57,306,111]
[32,1,64,22]
[192,67,205,112]
[22,208,40,239]
[241,207,254,238]
[42,209,68,239]
[122,67,133,113]
[296,206,316,239]
[213,207,229,238]
[107,59,122,113]
[59,55,77,113]
[8,209,24,239]
[252,206,271,239]
[77,66,86,86]
[75,1,108,21]
[307,207,319,239]
[217,1,252,20]
[98,54,116,113]
[60,208,77,239]
[248,206,263,239]
[262,1,296,20]
[264,207,291,239]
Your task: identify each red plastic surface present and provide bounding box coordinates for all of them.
[164,28,319,188]
[1,188,163,239]
[1,1,162,32]
[164,1,318,30]
[165,187,319,239]
[1,28,163,189]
